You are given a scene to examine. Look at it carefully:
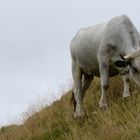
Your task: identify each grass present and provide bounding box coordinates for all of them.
[1,76,140,140]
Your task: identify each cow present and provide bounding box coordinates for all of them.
[70,15,140,118]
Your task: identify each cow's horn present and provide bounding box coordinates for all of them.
[124,49,140,60]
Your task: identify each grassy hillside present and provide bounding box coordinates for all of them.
[1,76,140,140]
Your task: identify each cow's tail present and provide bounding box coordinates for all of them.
[71,90,76,112]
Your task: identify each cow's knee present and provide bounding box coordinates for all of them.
[103,84,108,90]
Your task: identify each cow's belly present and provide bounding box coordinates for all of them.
[78,58,119,77]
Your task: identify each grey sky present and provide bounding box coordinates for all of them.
[0,0,140,126]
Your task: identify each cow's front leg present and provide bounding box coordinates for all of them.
[98,55,109,110]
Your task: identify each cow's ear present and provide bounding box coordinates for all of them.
[115,60,129,68]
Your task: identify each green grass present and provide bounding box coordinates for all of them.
[1,76,140,140]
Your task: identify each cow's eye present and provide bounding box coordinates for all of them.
[133,67,138,74]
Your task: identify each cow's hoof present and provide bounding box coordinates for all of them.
[123,94,130,98]
[99,104,108,111]
[73,108,85,118]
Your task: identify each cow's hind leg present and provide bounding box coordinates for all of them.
[122,75,130,98]
[72,59,84,118]
[81,74,93,100]
[71,74,93,117]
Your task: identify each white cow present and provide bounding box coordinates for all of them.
[70,15,140,118]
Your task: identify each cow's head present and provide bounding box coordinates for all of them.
[115,50,140,86]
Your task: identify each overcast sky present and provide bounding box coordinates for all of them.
[0,0,140,126]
